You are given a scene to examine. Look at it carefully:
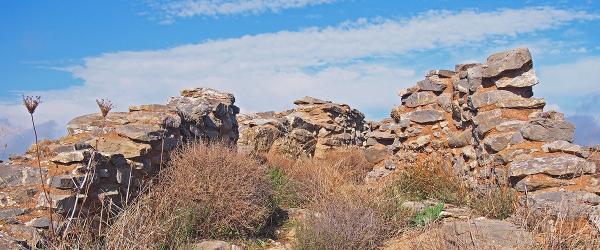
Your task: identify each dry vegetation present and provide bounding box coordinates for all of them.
[55,142,275,249]
[46,144,599,250]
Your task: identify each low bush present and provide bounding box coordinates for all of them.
[294,196,395,250]
[103,142,275,249]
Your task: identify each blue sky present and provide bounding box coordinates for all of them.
[1,0,600,158]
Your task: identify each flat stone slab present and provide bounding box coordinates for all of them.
[416,78,447,92]
[497,97,545,109]
[509,155,596,177]
[521,118,575,142]
[542,140,590,158]
[440,218,535,249]
[495,68,539,88]
[51,150,87,164]
[115,124,165,142]
[404,91,437,108]
[407,110,446,124]
[470,90,531,109]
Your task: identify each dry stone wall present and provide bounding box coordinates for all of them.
[238,96,367,158]
[0,88,238,247]
[381,48,599,228]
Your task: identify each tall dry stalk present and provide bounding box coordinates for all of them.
[23,95,55,237]
[1,144,7,160]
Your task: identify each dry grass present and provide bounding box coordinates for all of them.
[100,142,274,249]
[389,154,467,204]
[265,147,372,207]
[512,207,600,249]
[468,186,517,219]
[266,148,411,250]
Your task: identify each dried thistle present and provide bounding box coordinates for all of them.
[96,98,114,118]
[22,95,56,237]
[22,95,41,114]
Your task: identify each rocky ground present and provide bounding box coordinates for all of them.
[1,48,599,249]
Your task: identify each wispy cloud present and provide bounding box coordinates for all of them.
[147,0,337,22]
[0,7,597,155]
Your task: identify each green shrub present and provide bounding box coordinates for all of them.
[411,203,444,226]
[267,167,300,208]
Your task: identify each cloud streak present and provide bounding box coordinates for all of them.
[0,7,597,155]
[148,0,337,22]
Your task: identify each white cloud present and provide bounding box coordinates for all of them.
[148,0,336,22]
[0,7,596,155]
[537,56,600,96]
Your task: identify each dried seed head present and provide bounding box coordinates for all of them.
[22,95,41,114]
[96,98,114,118]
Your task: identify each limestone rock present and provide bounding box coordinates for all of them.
[0,208,28,221]
[524,191,600,219]
[94,136,152,159]
[447,129,472,148]
[514,175,575,192]
[407,110,445,124]
[439,218,535,249]
[0,164,44,188]
[363,144,388,164]
[466,65,484,91]
[483,133,514,152]
[509,155,596,177]
[407,135,431,150]
[293,96,329,105]
[51,150,87,164]
[521,118,575,142]
[497,97,545,109]
[115,124,165,142]
[437,93,453,112]
[483,48,532,78]
[404,92,437,108]
[495,68,539,88]
[25,217,51,229]
[49,175,84,190]
[469,90,531,109]
[473,109,505,135]
[37,193,80,214]
[427,69,455,78]
[189,240,240,250]
[416,78,447,92]
[542,140,590,158]
[495,120,526,132]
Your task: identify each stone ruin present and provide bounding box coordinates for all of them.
[0,88,239,247]
[238,48,600,229]
[1,48,600,247]
[237,96,367,158]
